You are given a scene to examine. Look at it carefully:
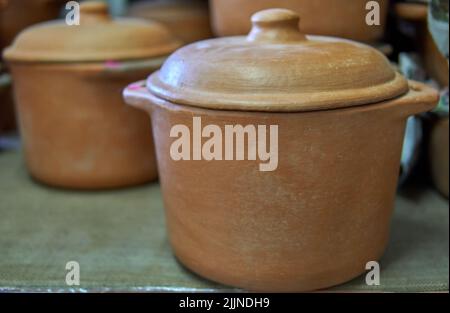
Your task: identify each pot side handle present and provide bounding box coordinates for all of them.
[123,81,154,113]
[393,80,440,117]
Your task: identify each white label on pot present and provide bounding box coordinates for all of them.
[170,117,279,172]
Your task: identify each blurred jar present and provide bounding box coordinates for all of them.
[0,0,66,53]
[127,0,213,44]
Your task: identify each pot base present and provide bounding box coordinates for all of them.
[27,168,158,191]
[172,243,388,292]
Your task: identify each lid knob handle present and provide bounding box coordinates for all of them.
[247,8,307,43]
[80,1,111,24]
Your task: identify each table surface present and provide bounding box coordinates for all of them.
[0,150,448,293]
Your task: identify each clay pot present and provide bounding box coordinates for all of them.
[127,0,213,44]
[0,0,65,54]
[395,2,449,87]
[124,9,439,291]
[0,0,63,132]
[3,1,181,189]
[430,117,449,198]
[0,69,15,133]
[210,0,390,43]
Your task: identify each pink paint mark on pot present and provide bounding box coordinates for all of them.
[129,83,144,91]
[105,60,121,69]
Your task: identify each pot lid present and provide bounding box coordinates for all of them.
[3,1,181,63]
[147,8,409,112]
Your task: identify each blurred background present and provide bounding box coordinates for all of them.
[1,0,448,196]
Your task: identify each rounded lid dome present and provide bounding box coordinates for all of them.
[147,8,409,112]
[4,1,181,63]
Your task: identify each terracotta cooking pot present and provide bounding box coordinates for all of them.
[0,0,64,132]
[128,0,213,44]
[124,9,439,292]
[430,117,449,198]
[3,1,181,189]
[0,0,65,54]
[210,0,390,42]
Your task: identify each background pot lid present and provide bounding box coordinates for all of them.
[3,1,181,63]
[148,8,409,112]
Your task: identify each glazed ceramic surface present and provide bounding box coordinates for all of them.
[4,1,181,189]
[210,0,390,42]
[124,9,438,291]
[128,0,213,44]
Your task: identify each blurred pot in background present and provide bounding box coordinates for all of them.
[429,0,449,58]
[3,1,181,189]
[128,0,212,44]
[0,0,65,54]
[1,0,65,134]
[395,1,448,196]
[210,0,389,43]
[395,0,449,87]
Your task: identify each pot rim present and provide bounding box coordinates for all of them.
[124,80,439,117]
[147,69,410,113]
[5,55,168,69]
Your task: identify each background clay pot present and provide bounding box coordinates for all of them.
[4,1,181,189]
[124,9,439,291]
[210,0,390,42]
[430,117,449,198]
[0,0,65,132]
[395,1,449,87]
[0,0,65,54]
[127,0,213,44]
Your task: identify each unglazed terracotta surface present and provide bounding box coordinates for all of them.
[4,2,181,189]
[0,0,65,54]
[124,80,438,292]
[128,0,213,44]
[430,117,449,198]
[149,9,409,112]
[395,2,428,21]
[11,63,160,189]
[0,0,64,131]
[124,9,439,291]
[210,0,390,42]
[3,1,181,63]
